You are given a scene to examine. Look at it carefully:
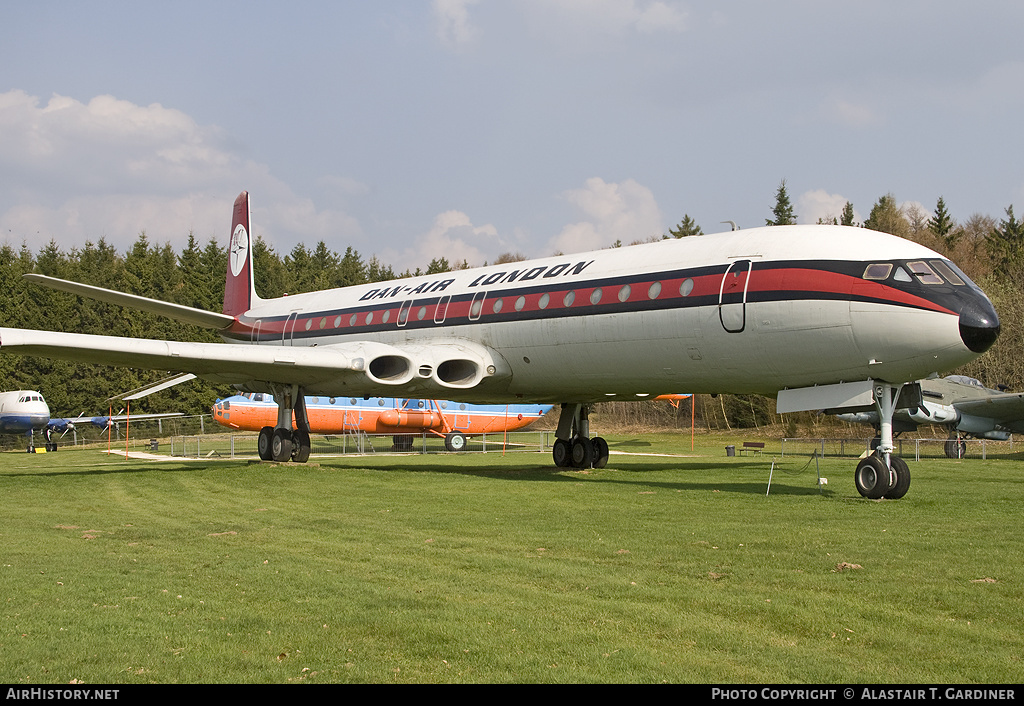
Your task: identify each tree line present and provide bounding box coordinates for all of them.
[1,183,1021,430]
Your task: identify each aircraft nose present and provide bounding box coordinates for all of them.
[959,295,1000,353]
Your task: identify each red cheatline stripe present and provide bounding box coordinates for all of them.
[224,266,958,338]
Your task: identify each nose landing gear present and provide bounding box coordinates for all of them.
[856,383,911,500]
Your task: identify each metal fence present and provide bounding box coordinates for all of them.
[779,437,1018,461]
[2,414,212,453]
[167,430,556,459]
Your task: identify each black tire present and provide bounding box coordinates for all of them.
[258,426,274,461]
[884,456,911,499]
[855,455,890,499]
[571,437,594,468]
[591,436,609,468]
[272,428,293,462]
[552,439,571,467]
[944,438,966,459]
[445,432,467,452]
[392,435,414,451]
[292,429,311,463]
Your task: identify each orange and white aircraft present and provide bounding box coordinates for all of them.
[212,393,551,451]
[0,191,1000,498]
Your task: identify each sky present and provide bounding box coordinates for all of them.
[2,1,1023,273]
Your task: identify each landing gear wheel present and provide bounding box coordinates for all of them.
[444,432,467,452]
[552,439,572,467]
[392,435,414,451]
[944,437,966,459]
[884,456,911,500]
[571,437,594,468]
[855,455,890,499]
[591,436,609,468]
[258,426,274,461]
[272,428,293,462]
[292,429,311,463]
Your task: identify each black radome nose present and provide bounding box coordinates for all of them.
[959,297,1000,353]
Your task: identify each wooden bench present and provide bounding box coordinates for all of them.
[739,441,765,456]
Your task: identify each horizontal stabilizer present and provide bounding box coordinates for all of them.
[23,274,236,330]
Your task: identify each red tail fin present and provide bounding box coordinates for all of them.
[223,191,260,316]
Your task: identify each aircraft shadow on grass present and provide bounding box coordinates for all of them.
[6,453,826,496]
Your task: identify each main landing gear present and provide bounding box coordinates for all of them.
[855,382,911,500]
[552,404,610,469]
[257,384,312,463]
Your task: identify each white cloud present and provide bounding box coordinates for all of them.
[521,0,687,45]
[548,177,663,254]
[433,0,481,49]
[817,96,882,130]
[634,1,689,33]
[797,189,858,225]
[383,209,500,273]
[0,90,361,252]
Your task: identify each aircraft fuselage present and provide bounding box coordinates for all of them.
[224,226,997,403]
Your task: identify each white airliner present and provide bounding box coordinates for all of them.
[0,389,182,451]
[0,192,1000,498]
[0,390,54,451]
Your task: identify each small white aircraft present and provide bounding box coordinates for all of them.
[0,192,1000,498]
[0,389,182,451]
[0,390,54,451]
[836,374,1024,457]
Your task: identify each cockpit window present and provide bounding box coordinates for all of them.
[893,267,912,283]
[930,260,965,285]
[906,261,944,284]
[863,263,892,280]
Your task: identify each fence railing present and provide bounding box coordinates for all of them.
[166,430,556,459]
[779,437,1018,461]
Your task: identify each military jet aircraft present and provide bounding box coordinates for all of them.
[836,375,1024,457]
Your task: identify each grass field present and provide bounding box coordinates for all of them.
[1,434,1021,684]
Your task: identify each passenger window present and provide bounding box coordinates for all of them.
[907,261,944,284]
[863,263,892,280]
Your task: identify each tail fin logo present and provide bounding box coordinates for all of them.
[230,223,249,277]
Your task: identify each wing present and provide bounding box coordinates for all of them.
[0,327,506,397]
[954,393,1024,433]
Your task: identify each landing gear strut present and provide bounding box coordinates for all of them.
[552,404,609,469]
[855,382,911,500]
[257,384,313,463]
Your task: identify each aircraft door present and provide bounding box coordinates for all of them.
[434,295,451,324]
[719,260,752,333]
[397,300,413,327]
[283,312,299,345]
[469,292,486,321]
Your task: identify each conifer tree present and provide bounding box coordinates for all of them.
[986,205,1023,277]
[927,196,958,246]
[766,179,797,226]
[863,194,910,237]
[840,201,856,227]
[667,215,703,237]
